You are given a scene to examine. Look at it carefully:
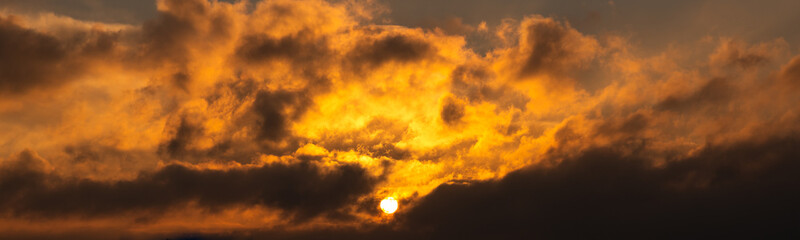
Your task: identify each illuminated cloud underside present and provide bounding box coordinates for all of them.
[1,0,799,239]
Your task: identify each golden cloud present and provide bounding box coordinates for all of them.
[1,0,799,238]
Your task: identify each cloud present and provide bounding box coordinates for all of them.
[439,96,465,125]
[140,0,219,63]
[252,89,312,143]
[654,77,734,113]
[2,0,800,238]
[0,153,378,221]
[780,55,800,87]
[512,16,599,79]
[236,30,329,65]
[0,0,155,24]
[185,127,800,239]
[346,33,437,73]
[415,17,479,35]
[0,16,117,95]
[449,63,529,111]
[158,115,206,159]
[394,133,800,239]
[312,117,412,160]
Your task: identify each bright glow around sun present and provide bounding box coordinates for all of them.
[380,197,398,214]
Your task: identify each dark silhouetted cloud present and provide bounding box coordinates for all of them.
[0,155,378,221]
[347,34,435,72]
[0,16,89,94]
[396,133,800,239]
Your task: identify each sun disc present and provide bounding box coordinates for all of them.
[380,197,398,214]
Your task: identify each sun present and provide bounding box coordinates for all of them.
[380,197,398,214]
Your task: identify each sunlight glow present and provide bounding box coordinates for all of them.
[380,197,399,214]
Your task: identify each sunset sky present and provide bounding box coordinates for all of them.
[1,0,799,239]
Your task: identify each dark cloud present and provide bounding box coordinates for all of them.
[0,12,121,96]
[170,71,192,91]
[139,0,233,76]
[64,143,134,164]
[520,19,569,76]
[440,96,465,125]
[0,150,50,194]
[158,116,205,159]
[517,17,595,78]
[236,30,330,66]
[150,131,800,240]
[655,78,734,112]
[0,155,378,221]
[395,133,800,239]
[74,29,120,56]
[719,48,769,69]
[594,113,649,138]
[154,114,248,163]
[347,34,435,72]
[252,89,311,142]
[139,4,199,64]
[145,114,800,239]
[59,143,157,180]
[0,16,78,94]
[64,145,106,163]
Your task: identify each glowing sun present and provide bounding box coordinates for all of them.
[380,197,398,214]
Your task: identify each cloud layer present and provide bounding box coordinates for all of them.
[1,0,799,238]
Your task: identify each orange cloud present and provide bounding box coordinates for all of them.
[1,0,800,238]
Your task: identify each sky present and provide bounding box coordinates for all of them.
[0,0,799,239]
